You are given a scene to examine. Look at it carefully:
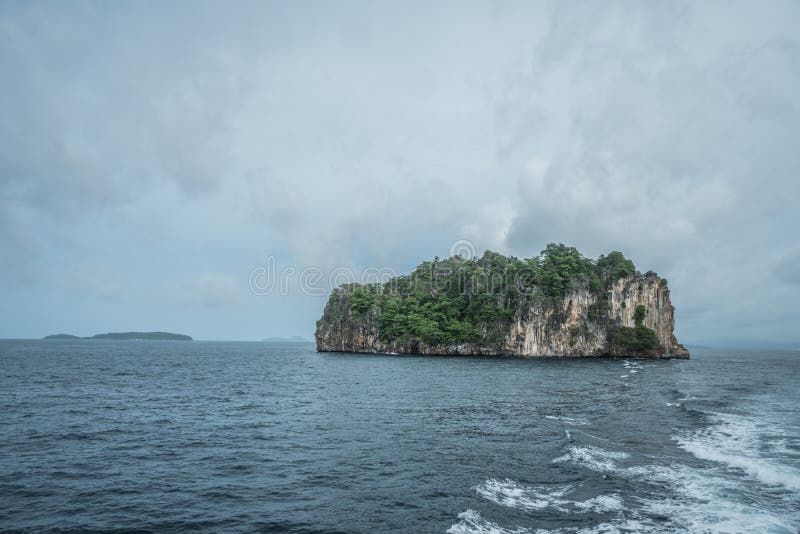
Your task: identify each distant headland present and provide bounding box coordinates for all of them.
[43,332,193,341]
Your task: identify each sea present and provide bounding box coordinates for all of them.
[0,340,798,533]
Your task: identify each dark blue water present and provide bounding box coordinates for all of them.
[1,340,798,533]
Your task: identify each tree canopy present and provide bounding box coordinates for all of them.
[337,244,648,348]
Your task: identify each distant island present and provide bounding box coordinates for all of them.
[43,331,192,341]
[316,243,689,359]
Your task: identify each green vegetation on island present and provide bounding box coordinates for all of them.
[607,305,660,353]
[321,243,663,355]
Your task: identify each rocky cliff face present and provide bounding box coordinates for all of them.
[315,273,689,359]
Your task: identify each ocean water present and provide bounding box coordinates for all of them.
[0,340,798,533]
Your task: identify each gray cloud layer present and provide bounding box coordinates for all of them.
[1,1,798,343]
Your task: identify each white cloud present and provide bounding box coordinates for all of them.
[0,1,798,342]
[172,273,244,309]
[461,200,517,256]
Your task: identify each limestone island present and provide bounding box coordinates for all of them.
[316,244,689,359]
[43,332,192,341]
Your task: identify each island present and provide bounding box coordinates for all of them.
[315,244,689,359]
[43,331,192,341]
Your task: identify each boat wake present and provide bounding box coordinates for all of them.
[675,411,800,491]
[474,478,622,515]
[450,408,799,533]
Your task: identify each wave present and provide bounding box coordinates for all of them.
[675,411,800,491]
[552,445,629,472]
[448,476,626,532]
[627,463,797,533]
[452,468,795,533]
[550,443,798,532]
[447,478,625,532]
[474,478,573,513]
[544,415,588,426]
[572,494,624,513]
[473,478,623,515]
[446,509,528,534]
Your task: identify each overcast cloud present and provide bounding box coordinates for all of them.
[1,1,798,344]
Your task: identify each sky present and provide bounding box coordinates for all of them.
[1,1,798,345]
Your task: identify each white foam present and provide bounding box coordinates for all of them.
[679,438,800,491]
[545,415,588,426]
[665,402,682,407]
[630,463,797,532]
[572,494,624,513]
[454,406,800,533]
[472,478,625,519]
[474,478,573,513]
[551,453,571,463]
[455,474,796,534]
[446,509,529,534]
[552,445,629,472]
[675,411,800,491]
[574,519,651,533]
[552,443,798,532]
